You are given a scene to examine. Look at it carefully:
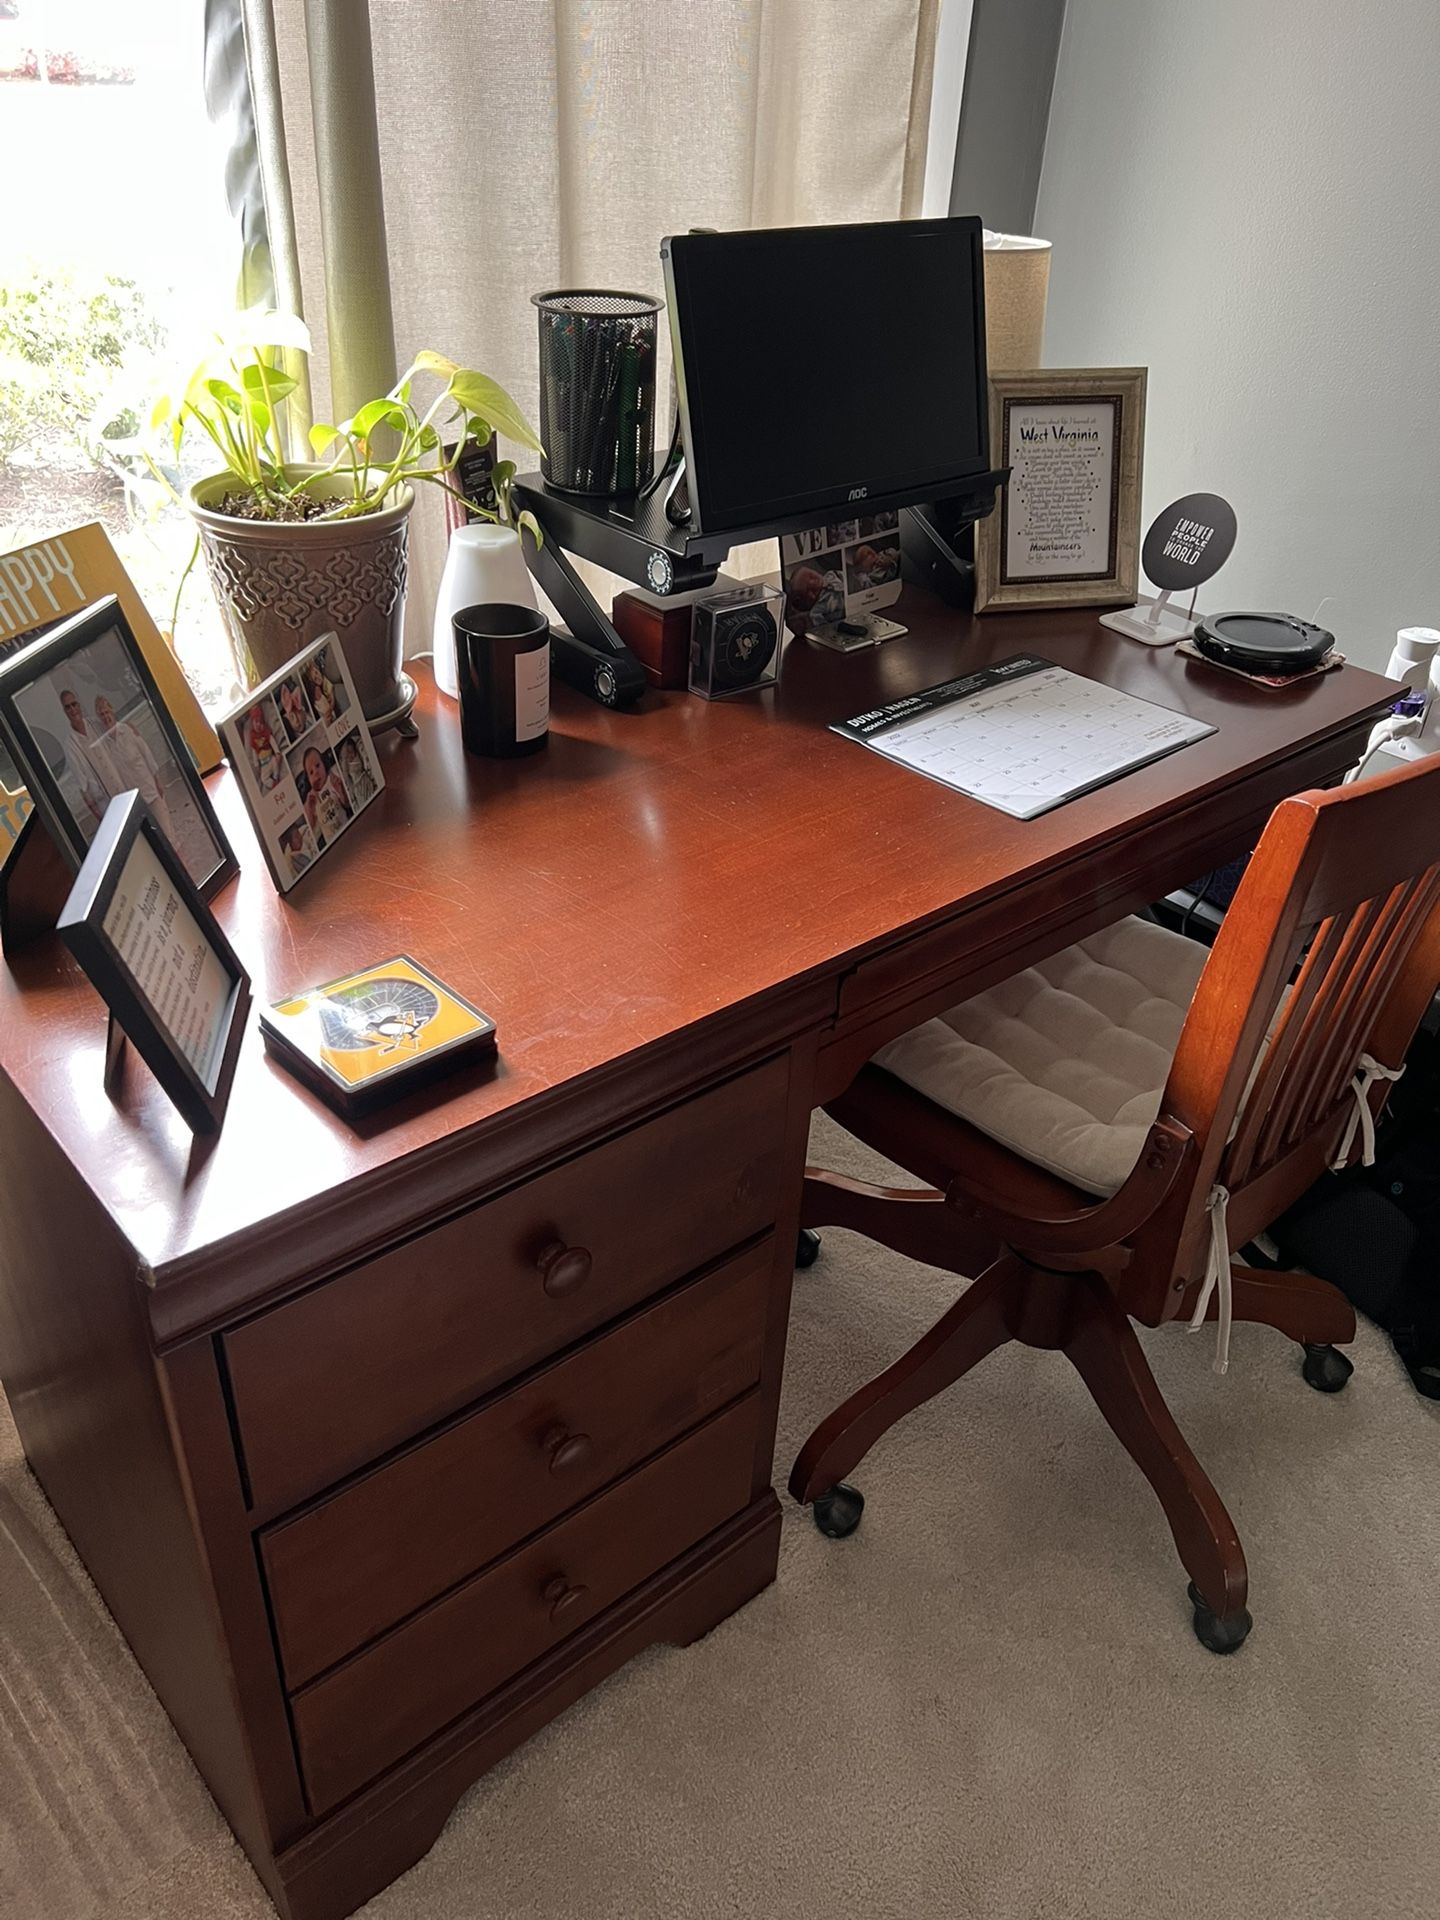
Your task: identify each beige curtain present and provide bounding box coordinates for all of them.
[248,0,941,648]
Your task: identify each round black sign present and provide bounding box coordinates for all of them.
[1141,492,1237,592]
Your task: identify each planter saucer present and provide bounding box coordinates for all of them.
[367,673,420,741]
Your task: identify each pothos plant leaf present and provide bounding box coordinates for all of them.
[241,362,298,405]
[145,314,542,527]
[448,369,543,453]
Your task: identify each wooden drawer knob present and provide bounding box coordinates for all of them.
[541,1424,592,1474]
[536,1241,592,1299]
[542,1574,589,1621]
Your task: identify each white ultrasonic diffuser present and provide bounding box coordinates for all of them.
[432,524,538,699]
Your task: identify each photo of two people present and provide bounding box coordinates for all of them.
[12,622,224,888]
[279,724,376,878]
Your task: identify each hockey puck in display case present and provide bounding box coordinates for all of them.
[689,583,784,698]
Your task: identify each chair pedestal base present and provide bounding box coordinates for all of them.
[792,1175,1357,1650]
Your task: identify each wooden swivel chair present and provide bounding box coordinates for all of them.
[792,754,1440,1652]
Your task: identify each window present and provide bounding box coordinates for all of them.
[0,0,244,702]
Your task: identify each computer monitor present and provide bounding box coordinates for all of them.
[661,216,990,537]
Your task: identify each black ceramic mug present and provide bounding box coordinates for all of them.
[453,603,551,759]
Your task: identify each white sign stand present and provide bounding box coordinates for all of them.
[1100,590,1198,647]
[1101,491,1236,648]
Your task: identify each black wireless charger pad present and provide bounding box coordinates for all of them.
[1192,611,1335,676]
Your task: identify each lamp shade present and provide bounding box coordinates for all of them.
[982,232,1052,372]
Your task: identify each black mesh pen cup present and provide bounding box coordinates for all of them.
[533,290,662,497]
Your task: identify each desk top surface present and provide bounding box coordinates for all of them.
[0,589,1396,1288]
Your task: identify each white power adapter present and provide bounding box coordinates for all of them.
[1348,627,1440,782]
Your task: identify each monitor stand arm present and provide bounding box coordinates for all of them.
[899,469,1010,607]
[519,522,649,710]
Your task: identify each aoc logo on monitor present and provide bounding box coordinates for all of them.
[847,485,868,501]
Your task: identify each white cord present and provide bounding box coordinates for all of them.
[1187,1184,1234,1375]
[1345,714,1420,784]
[1331,1053,1405,1170]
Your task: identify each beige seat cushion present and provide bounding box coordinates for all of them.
[872,916,1207,1198]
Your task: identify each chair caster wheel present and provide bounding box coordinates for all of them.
[812,1484,864,1539]
[795,1228,822,1270]
[1187,1581,1252,1654]
[1301,1343,1354,1393]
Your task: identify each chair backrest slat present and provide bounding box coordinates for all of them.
[1225,910,1346,1185]
[1251,884,1403,1170]
[1294,870,1440,1139]
[1247,872,1438,1177]
[1138,754,1440,1311]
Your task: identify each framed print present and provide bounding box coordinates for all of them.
[0,524,222,871]
[780,512,905,644]
[218,633,384,893]
[57,792,251,1133]
[0,596,238,898]
[975,368,1147,613]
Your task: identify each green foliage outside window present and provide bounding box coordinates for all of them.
[0,264,166,463]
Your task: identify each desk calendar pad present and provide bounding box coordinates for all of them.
[833,654,1215,820]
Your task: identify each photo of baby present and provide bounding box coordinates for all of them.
[243,698,288,792]
[289,739,353,848]
[856,512,900,541]
[279,816,320,880]
[783,552,847,636]
[303,645,350,728]
[275,674,315,744]
[782,508,905,641]
[334,725,377,809]
[220,632,385,893]
[845,540,902,594]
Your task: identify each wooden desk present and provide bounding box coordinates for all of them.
[0,590,1394,1918]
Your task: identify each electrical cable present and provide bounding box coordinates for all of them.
[638,413,683,501]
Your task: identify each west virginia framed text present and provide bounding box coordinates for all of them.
[975,367,1147,613]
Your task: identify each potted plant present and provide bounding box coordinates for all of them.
[147,312,542,731]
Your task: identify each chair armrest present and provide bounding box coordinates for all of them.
[945,1115,1195,1265]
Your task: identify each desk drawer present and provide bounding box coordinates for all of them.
[291,1393,758,1814]
[224,1056,788,1513]
[261,1240,771,1688]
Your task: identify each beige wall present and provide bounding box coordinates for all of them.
[1036,0,1440,670]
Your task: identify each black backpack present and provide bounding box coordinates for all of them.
[1269,1025,1440,1399]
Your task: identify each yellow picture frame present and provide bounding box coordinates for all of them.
[0,523,221,866]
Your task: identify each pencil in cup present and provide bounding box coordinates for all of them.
[532,292,661,497]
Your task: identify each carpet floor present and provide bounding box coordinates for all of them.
[3,1112,1438,1920]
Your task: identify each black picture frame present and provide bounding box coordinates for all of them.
[0,593,237,898]
[57,792,251,1133]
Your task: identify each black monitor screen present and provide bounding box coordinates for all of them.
[662,217,988,535]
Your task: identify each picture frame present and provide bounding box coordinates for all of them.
[259,953,498,1120]
[0,521,222,870]
[975,367,1147,613]
[0,594,238,899]
[218,632,384,894]
[780,512,905,643]
[56,791,251,1134]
